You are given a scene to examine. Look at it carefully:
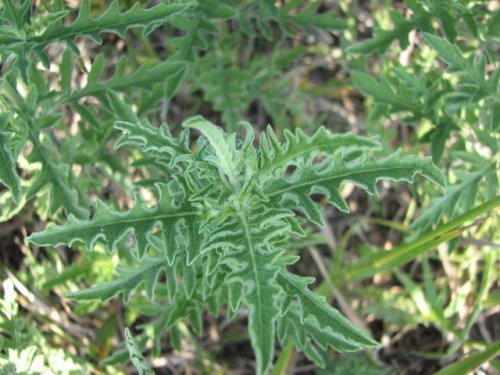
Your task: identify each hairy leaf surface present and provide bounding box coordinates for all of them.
[203,204,291,375]
[258,125,381,177]
[265,149,445,225]
[278,271,378,348]
[29,183,198,261]
[66,258,167,303]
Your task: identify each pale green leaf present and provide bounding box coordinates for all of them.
[28,183,198,261]
[26,1,195,50]
[265,149,445,226]
[124,328,154,375]
[66,258,167,303]
[27,117,447,374]
[258,125,380,177]
[114,120,192,169]
[278,272,378,349]
[204,205,292,375]
[183,116,242,189]
[0,129,21,203]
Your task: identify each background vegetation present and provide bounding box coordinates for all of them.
[0,0,498,374]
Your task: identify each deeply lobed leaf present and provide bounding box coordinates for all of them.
[265,149,445,226]
[29,182,198,261]
[114,121,192,169]
[258,125,381,177]
[203,203,291,375]
[66,258,167,303]
[278,271,379,349]
[9,1,196,52]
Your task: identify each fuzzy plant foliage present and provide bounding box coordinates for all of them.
[0,0,351,222]
[349,8,499,238]
[29,117,445,374]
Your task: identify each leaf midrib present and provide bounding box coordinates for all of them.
[238,210,262,311]
[73,210,198,231]
[29,3,189,47]
[266,164,422,197]
[30,209,198,243]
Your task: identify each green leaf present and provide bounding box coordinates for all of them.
[25,132,86,218]
[265,149,445,226]
[1,0,32,30]
[203,204,291,375]
[423,33,499,103]
[429,121,452,163]
[39,54,186,110]
[59,48,73,93]
[28,183,198,261]
[436,8,457,43]
[66,258,167,303]
[76,60,186,100]
[124,328,154,375]
[41,263,91,291]
[348,12,432,55]
[410,166,492,233]
[24,1,196,50]
[278,272,378,349]
[0,129,21,203]
[281,11,348,31]
[351,72,420,113]
[270,341,295,375]
[423,33,465,71]
[258,125,380,177]
[192,59,252,132]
